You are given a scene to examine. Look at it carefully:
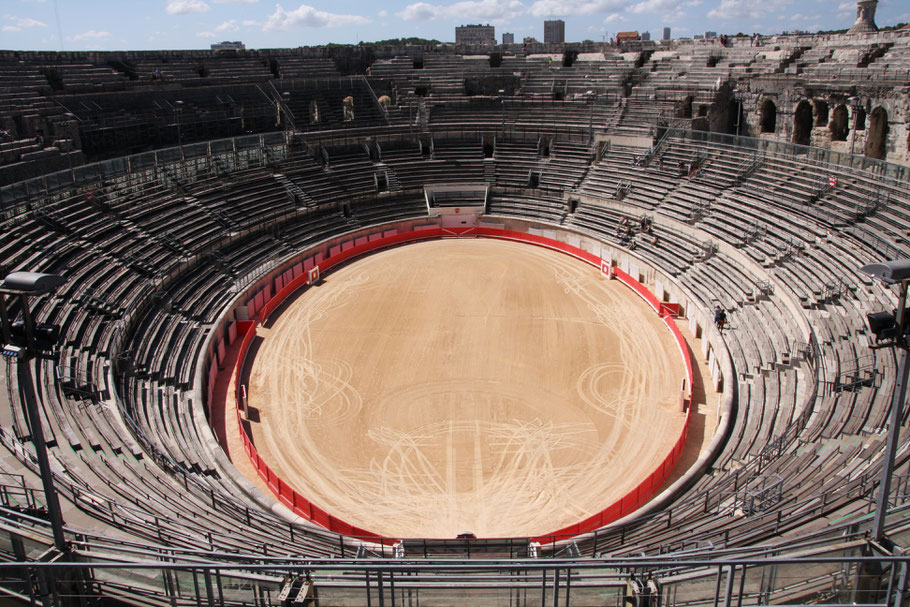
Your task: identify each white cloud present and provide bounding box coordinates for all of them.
[263,3,370,30]
[628,0,687,15]
[378,9,389,17]
[2,15,48,32]
[398,3,436,20]
[166,0,210,15]
[527,0,627,17]
[215,19,240,32]
[707,0,791,20]
[603,11,626,22]
[70,30,112,41]
[213,0,258,3]
[197,30,216,37]
[399,0,526,22]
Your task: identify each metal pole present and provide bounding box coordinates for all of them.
[873,280,909,542]
[18,360,67,552]
[721,565,735,607]
[896,560,908,607]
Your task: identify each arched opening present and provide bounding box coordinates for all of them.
[677,95,694,119]
[865,106,888,160]
[552,81,565,101]
[793,100,813,146]
[855,107,866,131]
[483,136,494,159]
[728,100,744,135]
[814,100,828,127]
[829,104,849,141]
[760,99,776,133]
[538,137,551,158]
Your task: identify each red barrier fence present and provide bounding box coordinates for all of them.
[229,226,694,544]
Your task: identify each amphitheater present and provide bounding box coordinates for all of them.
[2,12,910,607]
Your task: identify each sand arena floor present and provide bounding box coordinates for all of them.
[245,238,687,539]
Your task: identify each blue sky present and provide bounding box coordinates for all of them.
[2,0,908,51]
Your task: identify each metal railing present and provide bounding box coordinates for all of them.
[0,533,908,607]
[665,128,910,186]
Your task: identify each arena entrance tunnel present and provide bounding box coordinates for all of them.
[201,220,719,545]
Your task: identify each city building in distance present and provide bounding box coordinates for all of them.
[455,24,495,46]
[663,27,671,40]
[211,41,245,51]
[502,32,514,45]
[544,20,565,44]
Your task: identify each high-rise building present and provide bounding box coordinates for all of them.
[662,27,671,41]
[544,20,565,43]
[704,31,717,39]
[641,31,651,41]
[502,32,515,44]
[455,24,496,46]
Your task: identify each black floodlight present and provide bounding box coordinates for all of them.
[9,319,61,351]
[868,310,899,342]
[859,260,910,286]
[0,270,67,551]
[860,258,910,541]
[1,271,66,294]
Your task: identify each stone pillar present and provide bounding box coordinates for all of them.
[847,0,878,34]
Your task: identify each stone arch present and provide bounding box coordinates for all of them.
[677,95,694,119]
[829,104,849,141]
[728,99,744,135]
[814,99,828,127]
[865,106,888,160]
[793,100,813,146]
[760,99,776,133]
[855,107,866,131]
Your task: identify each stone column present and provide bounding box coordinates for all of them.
[847,0,878,34]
